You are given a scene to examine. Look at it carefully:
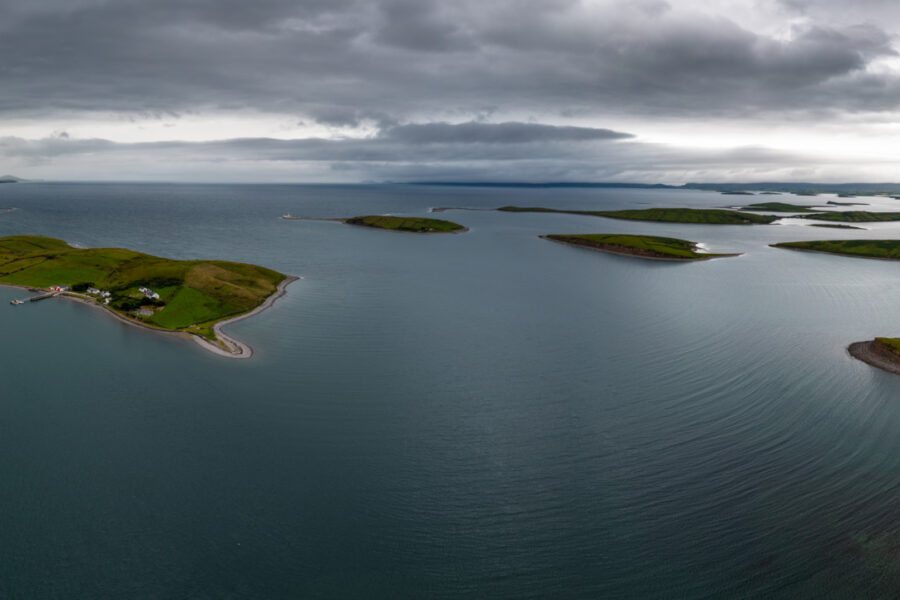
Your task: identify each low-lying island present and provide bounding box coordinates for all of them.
[541,233,739,261]
[0,235,294,359]
[283,214,467,233]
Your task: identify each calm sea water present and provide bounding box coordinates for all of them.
[2,183,900,598]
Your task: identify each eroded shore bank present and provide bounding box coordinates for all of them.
[848,340,900,376]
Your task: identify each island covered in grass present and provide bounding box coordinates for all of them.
[345,215,465,233]
[0,235,294,358]
[739,202,818,213]
[497,206,778,224]
[541,234,738,261]
[809,224,864,230]
[771,239,900,259]
[283,214,466,233]
[800,211,900,222]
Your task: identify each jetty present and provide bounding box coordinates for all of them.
[10,291,58,305]
[29,292,59,302]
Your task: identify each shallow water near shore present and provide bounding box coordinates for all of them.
[3,183,900,597]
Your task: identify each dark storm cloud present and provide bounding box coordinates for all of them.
[0,0,898,120]
[382,122,633,144]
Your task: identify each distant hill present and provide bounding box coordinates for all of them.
[0,175,24,183]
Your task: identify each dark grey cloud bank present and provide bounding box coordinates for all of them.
[1,0,896,118]
[2,0,900,181]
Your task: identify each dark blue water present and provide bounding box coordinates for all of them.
[1,183,900,598]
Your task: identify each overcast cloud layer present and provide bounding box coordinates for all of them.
[3,0,900,182]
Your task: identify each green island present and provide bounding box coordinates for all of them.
[740,202,818,213]
[283,214,466,233]
[0,235,293,357]
[809,224,864,230]
[344,215,466,233]
[771,239,900,259]
[497,206,778,224]
[800,211,900,222]
[541,234,738,261]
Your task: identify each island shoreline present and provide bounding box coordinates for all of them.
[848,340,900,376]
[0,275,299,359]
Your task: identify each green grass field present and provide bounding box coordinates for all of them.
[345,215,465,233]
[542,233,736,260]
[801,211,900,222]
[498,206,778,224]
[0,235,286,343]
[876,338,900,357]
[771,239,900,259]
[740,202,817,213]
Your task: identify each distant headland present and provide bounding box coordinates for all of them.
[409,180,900,196]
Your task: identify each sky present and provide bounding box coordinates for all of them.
[4,0,900,183]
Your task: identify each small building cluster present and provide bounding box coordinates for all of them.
[86,287,112,304]
[138,286,160,300]
[48,285,69,292]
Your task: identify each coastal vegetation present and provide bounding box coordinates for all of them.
[800,211,900,222]
[771,239,900,259]
[740,202,817,212]
[0,235,287,345]
[498,206,778,224]
[875,338,900,356]
[542,234,737,261]
[344,215,465,233]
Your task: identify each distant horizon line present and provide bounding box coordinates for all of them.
[9,178,900,192]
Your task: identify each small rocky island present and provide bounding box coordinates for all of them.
[541,233,738,261]
[283,214,466,233]
[0,235,294,358]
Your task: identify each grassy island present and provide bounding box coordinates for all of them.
[0,235,291,356]
[542,234,738,261]
[809,224,864,230]
[800,211,900,222]
[345,215,465,233]
[498,206,778,225]
[771,239,900,260]
[740,202,817,213]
